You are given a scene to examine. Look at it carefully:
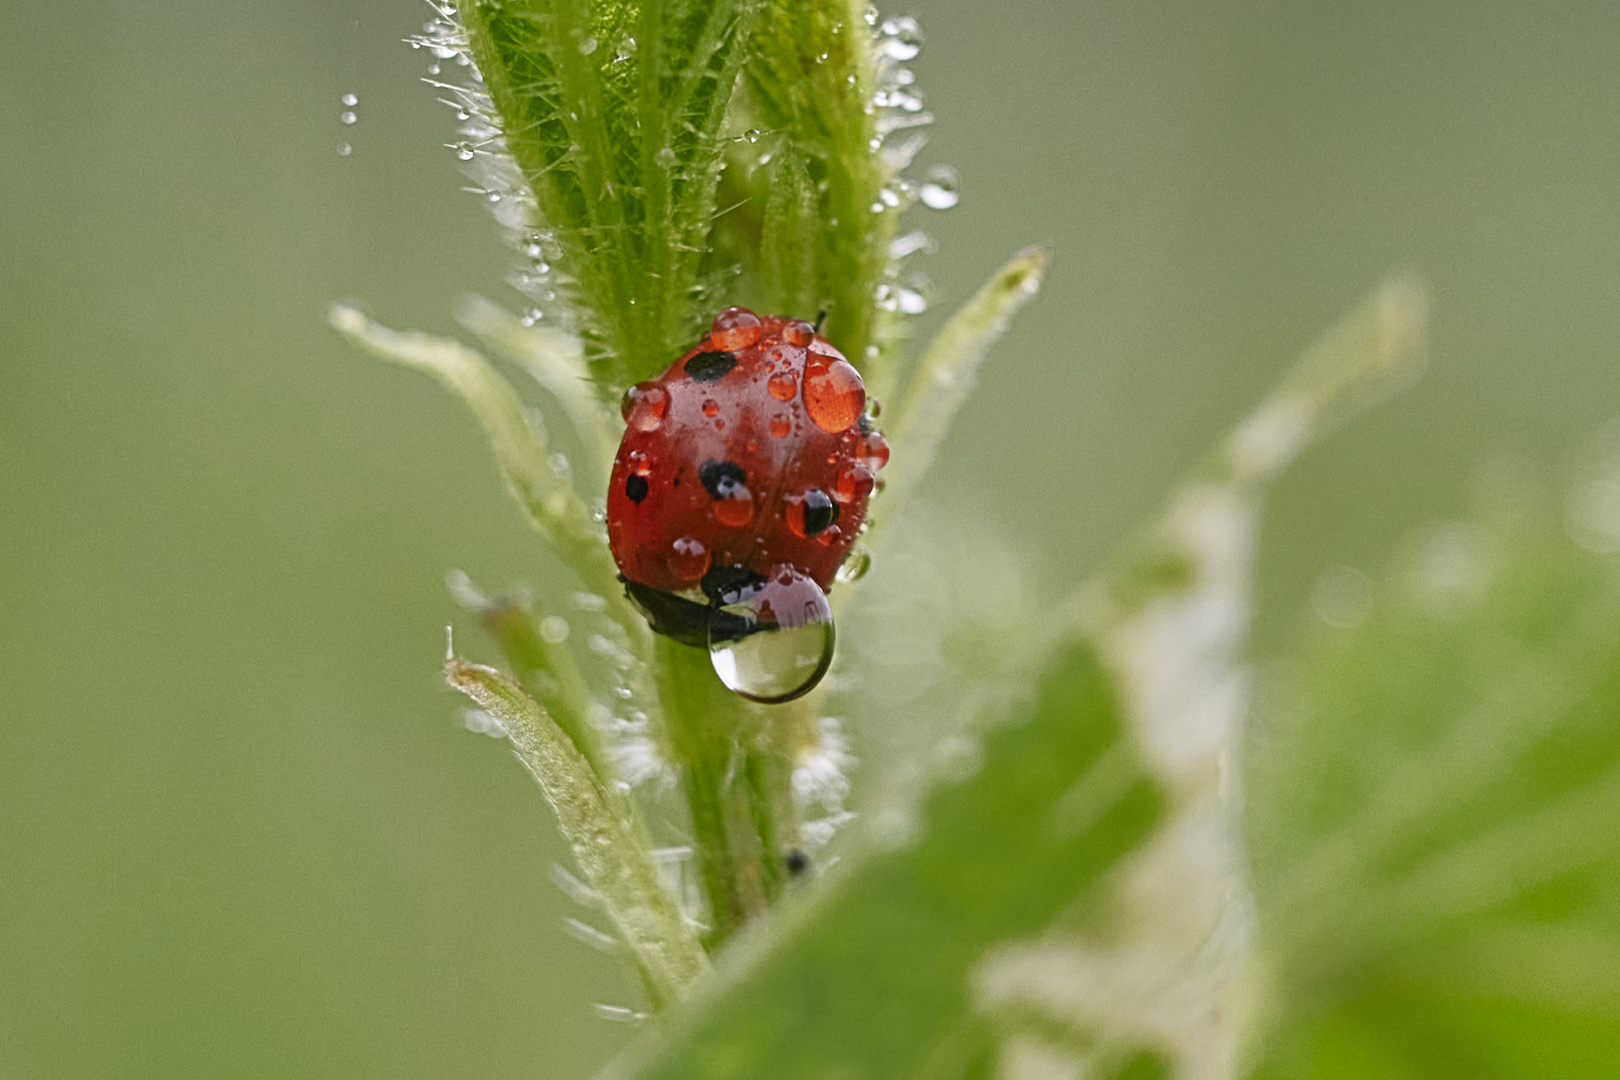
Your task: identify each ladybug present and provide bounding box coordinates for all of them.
[606,307,889,652]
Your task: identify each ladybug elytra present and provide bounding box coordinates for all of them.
[605,308,887,701]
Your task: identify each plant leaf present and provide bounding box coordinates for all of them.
[328,305,645,647]
[606,642,1161,1080]
[1246,479,1620,1075]
[865,246,1048,554]
[445,657,710,1010]
[733,0,894,377]
[460,0,753,390]
[455,295,618,488]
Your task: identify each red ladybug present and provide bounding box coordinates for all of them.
[607,307,889,648]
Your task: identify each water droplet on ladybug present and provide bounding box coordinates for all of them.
[803,358,866,433]
[702,398,720,417]
[785,488,839,538]
[833,462,874,503]
[710,307,763,350]
[668,536,710,581]
[707,567,835,704]
[769,413,791,438]
[860,431,890,471]
[627,449,653,476]
[768,371,798,401]
[714,485,754,527]
[781,320,815,347]
[621,382,667,431]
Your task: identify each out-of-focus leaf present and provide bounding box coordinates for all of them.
[329,305,647,648]
[606,642,1161,1080]
[1246,477,1620,1075]
[445,658,710,1011]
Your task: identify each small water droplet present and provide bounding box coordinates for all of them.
[340,110,358,125]
[668,536,710,582]
[714,485,754,527]
[768,371,798,401]
[621,382,667,431]
[781,319,814,347]
[654,144,677,169]
[340,92,359,107]
[918,164,960,209]
[708,567,835,704]
[879,16,922,61]
[710,306,762,350]
[835,545,871,584]
[802,358,866,433]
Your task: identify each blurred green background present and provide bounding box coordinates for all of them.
[4,1,1619,1076]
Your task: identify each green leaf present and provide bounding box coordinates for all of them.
[864,246,1048,554]
[608,642,1161,1080]
[1246,480,1620,1074]
[445,657,710,1011]
[731,0,894,377]
[460,0,754,390]
[328,305,646,648]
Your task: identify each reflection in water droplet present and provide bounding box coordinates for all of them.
[918,164,959,210]
[709,567,835,704]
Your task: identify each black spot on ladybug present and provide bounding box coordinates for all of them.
[785,848,810,876]
[698,459,747,500]
[701,563,766,607]
[801,488,838,535]
[624,474,649,503]
[685,350,737,382]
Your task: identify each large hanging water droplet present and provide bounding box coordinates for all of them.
[708,567,835,704]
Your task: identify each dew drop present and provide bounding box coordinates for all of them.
[714,486,754,527]
[802,358,866,433]
[668,536,710,582]
[767,371,798,401]
[781,319,814,347]
[833,462,874,504]
[918,164,960,209]
[835,544,872,584]
[708,567,835,704]
[860,431,890,470]
[621,382,667,431]
[710,307,762,350]
[879,16,922,60]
